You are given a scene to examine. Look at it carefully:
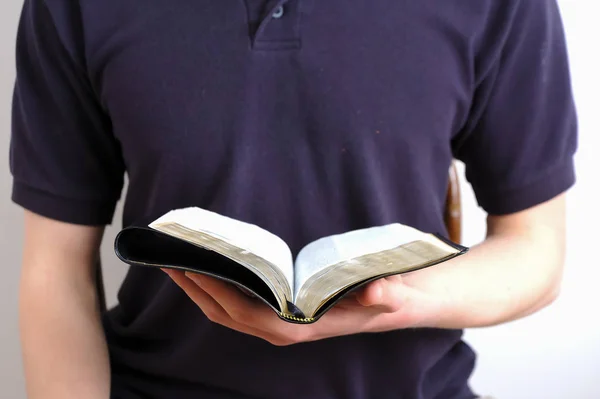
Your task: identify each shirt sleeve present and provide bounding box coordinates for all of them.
[9,0,125,225]
[452,0,578,215]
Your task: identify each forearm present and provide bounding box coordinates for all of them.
[404,216,565,329]
[19,262,110,399]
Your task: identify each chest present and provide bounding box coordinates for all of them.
[81,0,483,172]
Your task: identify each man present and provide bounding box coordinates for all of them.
[10,0,577,398]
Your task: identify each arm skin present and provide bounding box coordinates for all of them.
[400,192,567,330]
[19,211,110,398]
[165,193,568,345]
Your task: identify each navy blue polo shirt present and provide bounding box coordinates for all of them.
[10,1,577,398]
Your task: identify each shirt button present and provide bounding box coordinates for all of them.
[272,5,284,19]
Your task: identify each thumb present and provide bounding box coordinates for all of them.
[356,277,404,313]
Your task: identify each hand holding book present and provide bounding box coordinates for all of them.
[114,207,467,323]
[162,268,441,345]
[116,199,567,338]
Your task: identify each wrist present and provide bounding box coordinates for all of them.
[399,269,466,330]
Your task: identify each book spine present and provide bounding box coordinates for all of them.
[286,301,307,319]
[279,312,315,323]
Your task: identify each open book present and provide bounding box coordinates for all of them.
[114,207,468,323]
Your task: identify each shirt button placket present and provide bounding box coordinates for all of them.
[252,0,301,51]
[272,5,284,19]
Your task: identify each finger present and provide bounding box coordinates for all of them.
[164,269,227,318]
[185,273,265,320]
[356,278,404,313]
[190,274,310,341]
[356,280,384,307]
[182,274,394,342]
[164,270,286,344]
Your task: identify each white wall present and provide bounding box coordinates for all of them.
[465,2,600,398]
[0,2,27,398]
[0,1,597,398]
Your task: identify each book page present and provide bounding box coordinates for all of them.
[295,237,460,318]
[293,223,427,299]
[150,207,295,294]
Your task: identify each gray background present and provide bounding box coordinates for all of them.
[1,1,598,398]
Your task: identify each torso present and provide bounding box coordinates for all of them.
[65,1,503,397]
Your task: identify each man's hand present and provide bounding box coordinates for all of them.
[164,270,443,346]
[165,193,567,343]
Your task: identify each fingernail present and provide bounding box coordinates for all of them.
[373,284,383,302]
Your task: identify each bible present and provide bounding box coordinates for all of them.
[114,207,468,323]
